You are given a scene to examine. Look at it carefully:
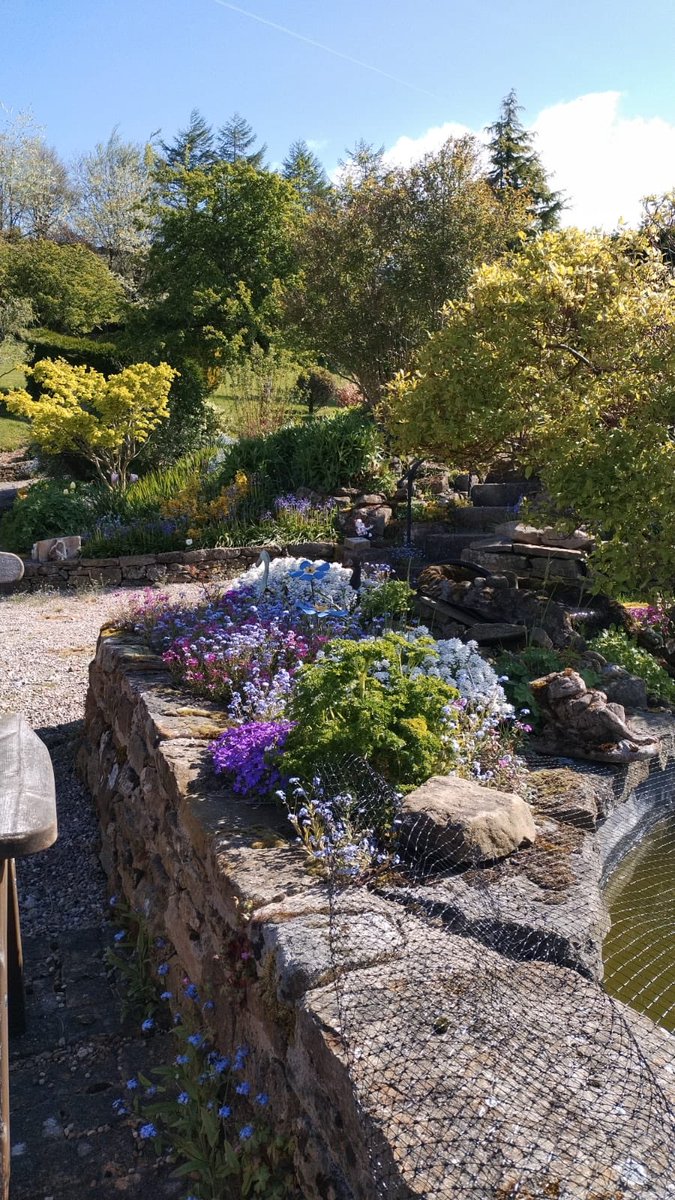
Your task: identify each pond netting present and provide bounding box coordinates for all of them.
[311,756,675,1200]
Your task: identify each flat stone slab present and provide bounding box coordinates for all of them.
[465,621,527,645]
[0,551,24,582]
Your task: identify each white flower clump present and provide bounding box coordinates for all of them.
[233,557,357,610]
[405,629,513,718]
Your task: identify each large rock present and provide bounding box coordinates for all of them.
[399,775,536,868]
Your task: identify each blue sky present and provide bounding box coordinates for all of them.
[3,0,675,226]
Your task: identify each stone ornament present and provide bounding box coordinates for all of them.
[531,668,659,763]
[32,536,82,563]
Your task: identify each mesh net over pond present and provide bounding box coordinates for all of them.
[313,757,675,1200]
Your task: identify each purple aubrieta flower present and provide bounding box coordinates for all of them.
[157,963,169,976]
[139,1123,158,1140]
[141,1018,154,1033]
[184,983,199,1001]
[126,1078,139,1090]
[112,1098,129,1115]
[236,1081,250,1096]
[114,931,126,943]
[177,1092,190,1105]
[210,719,295,796]
[218,1104,232,1119]
[175,1054,189,1066]
[239,1125,254,1141]
[255,1092,269,1106]
[160,991,173,1001]
[187,1033,204,1048]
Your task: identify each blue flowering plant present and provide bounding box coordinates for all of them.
[113,982,298,1200]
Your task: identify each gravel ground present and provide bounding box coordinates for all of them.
[0,582,205,937]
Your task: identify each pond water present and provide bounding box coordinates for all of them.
[603,813,675,1032]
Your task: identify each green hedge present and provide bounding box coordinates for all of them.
[25,328,127,378]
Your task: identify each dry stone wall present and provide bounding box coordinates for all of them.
[79,631,675,1199]
[14,541,340,591]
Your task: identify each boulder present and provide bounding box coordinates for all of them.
[465,622,527,646]
[33,535,81,563]
[399,775,536,868]
[598,665,648,711]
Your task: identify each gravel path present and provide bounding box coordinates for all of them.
[0,583,203,936]
[1,582,206,1200]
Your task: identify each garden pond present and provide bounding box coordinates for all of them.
[603,812,675,1033]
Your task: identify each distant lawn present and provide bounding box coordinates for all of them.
[210,361,342,435]
[0,417,30,451]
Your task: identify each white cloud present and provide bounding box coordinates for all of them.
[383,121,472,167]
[383,93,675,230]
[533,92,675,229]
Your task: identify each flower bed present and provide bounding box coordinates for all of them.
[123,555,525,873]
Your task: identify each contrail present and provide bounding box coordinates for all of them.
[210,0,443,100]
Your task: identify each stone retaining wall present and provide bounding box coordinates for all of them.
[79,632,675,1199]
[15,541,340,591]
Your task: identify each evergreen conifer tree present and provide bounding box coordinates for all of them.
[217,113,266,166]
[160,109,216,171]
[486,89,563,230]
[282,139,329,208]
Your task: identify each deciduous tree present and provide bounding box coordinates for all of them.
[73,130,152,275]
[138,160,301,371]
[287,136,527,402]
[6,358,176,487]
[0,238,124,333]
[385,228,675,596]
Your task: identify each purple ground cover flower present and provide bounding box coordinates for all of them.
[163,615,314,721]
[210,720,295,795]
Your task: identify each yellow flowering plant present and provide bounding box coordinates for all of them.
[6,358,177,489]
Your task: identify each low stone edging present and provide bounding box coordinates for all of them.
[13,541,340,591]
[78,631,675,1199]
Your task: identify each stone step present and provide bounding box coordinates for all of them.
[445,506,514,532]
[416,533,496,560]
[471,481,540,508]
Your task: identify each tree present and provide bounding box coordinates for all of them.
[384,228,675,597]
[217,113,266,166]
[138,159,301,371]
[160,109,216,171]
[1,239,124,333]
[73,130,152,275]
[641,190,675,269]
[0,110,72,237]
[286,136,528,402]
[486,89,563,232]
[282,139,329,209]
[6,358,176,488]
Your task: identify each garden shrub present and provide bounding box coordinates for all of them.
[281,632,460,790]
[588,628,675,703]
[214,409,381,496]
[25,328,126,377]
[295,366,339,414]
[0,478,111,552]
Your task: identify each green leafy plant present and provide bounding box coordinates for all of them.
[106,901,161,1021]
[281,632,460,791]
[360,580,415,625]
[589,628,675,703]
[214,409,381,496]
